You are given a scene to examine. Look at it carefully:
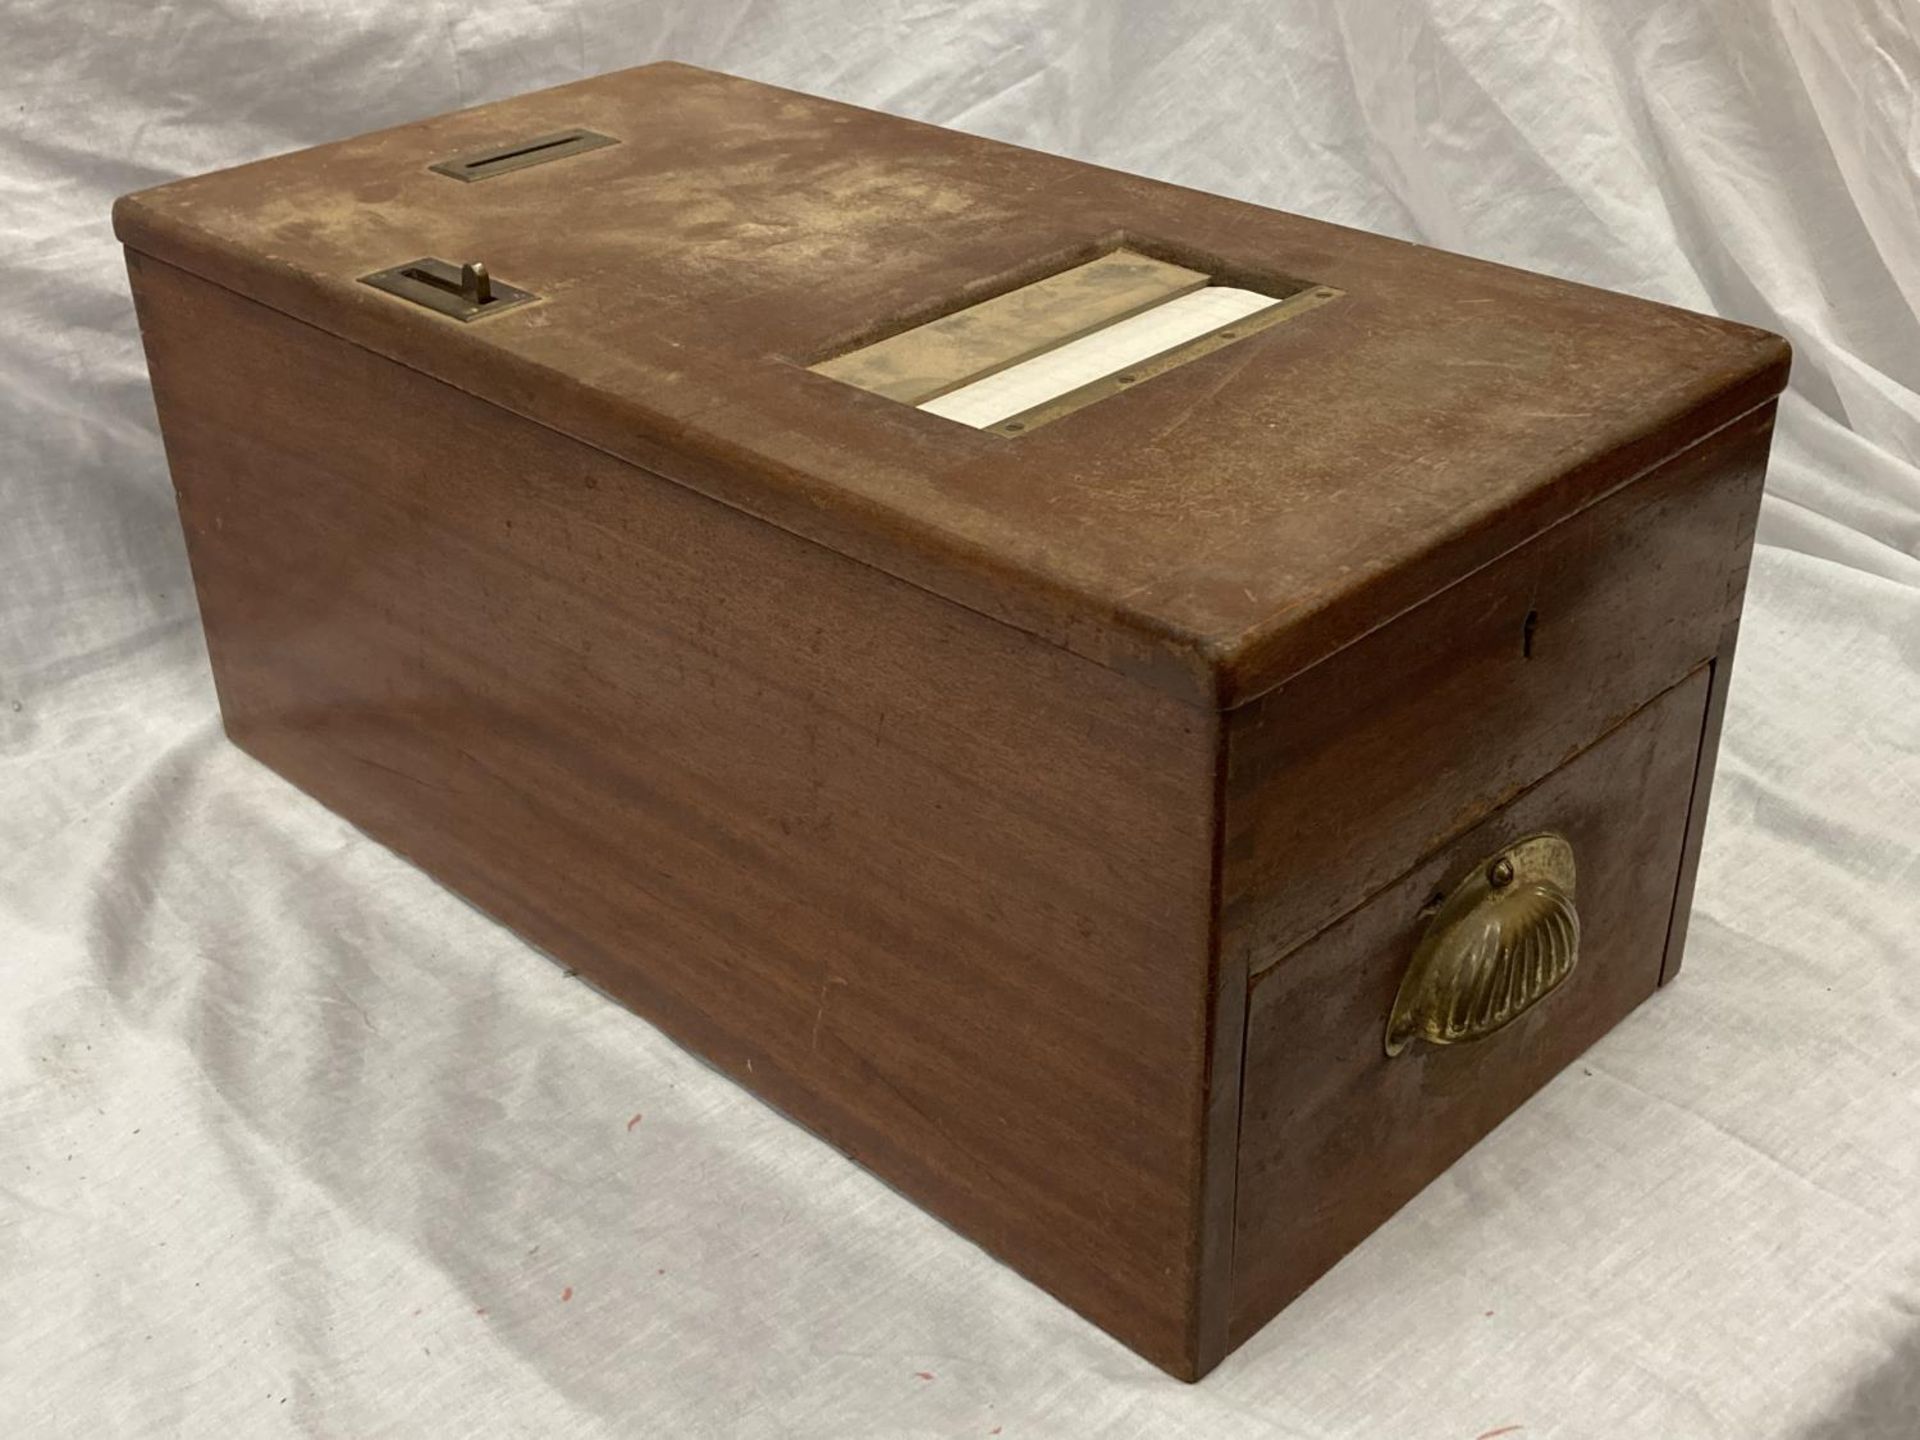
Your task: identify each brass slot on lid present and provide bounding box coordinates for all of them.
[359,257,537,321]
[429,128,618,182]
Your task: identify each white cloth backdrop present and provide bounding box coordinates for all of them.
[5,2,1919,1436]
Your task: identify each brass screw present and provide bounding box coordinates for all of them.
[1488,856,1516,889]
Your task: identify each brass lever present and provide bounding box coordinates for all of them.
[396,260,491,303]
[359,257,534,322]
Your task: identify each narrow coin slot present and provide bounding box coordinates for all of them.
[471,135,581,167]
[400,265,473,298]
[429,129,618,182]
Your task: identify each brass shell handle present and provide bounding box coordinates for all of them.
[1385,833,1580,1057]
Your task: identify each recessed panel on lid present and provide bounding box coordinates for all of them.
[810,248,1341,434]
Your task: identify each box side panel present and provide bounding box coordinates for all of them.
[1222,406,1775,977]
[1230,669,1711,1343]
[1661,640,1738,985]
[129,254,1223,1377]
[1660,414,1768,985]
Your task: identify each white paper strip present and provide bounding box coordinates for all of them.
[917,286,1282,429]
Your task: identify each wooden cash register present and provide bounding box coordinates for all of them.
[116,62,1789,1379]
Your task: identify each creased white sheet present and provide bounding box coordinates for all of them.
[3,3,1918,1437]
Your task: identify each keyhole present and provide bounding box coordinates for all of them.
[1522,607,1539,660]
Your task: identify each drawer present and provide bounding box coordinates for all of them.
[1229,667,1711,1343]
[1222,406,1770,976]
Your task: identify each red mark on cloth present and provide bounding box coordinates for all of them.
[626,1113,644,1132]
[914,1371,934,1382]
[475,1308,488,1318]
[1476,1428,1524,1439]
[561,1286,574,1303]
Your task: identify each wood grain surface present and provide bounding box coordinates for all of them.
[1222,405,1776,979]
[126,249,1780,1376]
[113,62,1790,707]
[130,253,1229,1377]
[1659,473,1765,987]
[120,63,1788,1382]
[1230,669,1713,1342]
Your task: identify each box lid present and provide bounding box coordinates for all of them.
[114,62,1789,709]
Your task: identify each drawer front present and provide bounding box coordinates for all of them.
[1229,669,1710,1343]
[1223,405,1771,977]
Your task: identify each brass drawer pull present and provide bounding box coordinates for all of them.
[1385,833,1580,1056]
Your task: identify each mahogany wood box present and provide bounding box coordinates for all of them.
[117,63,1789,1379]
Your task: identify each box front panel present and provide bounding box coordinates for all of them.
[1223,406,1773,980]
[1230,669,1711,1341]
[129,253,1226,1376]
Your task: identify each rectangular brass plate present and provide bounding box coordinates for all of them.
[809,248,1341,435]
[428,129,618,182]
[359,257,537,322]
